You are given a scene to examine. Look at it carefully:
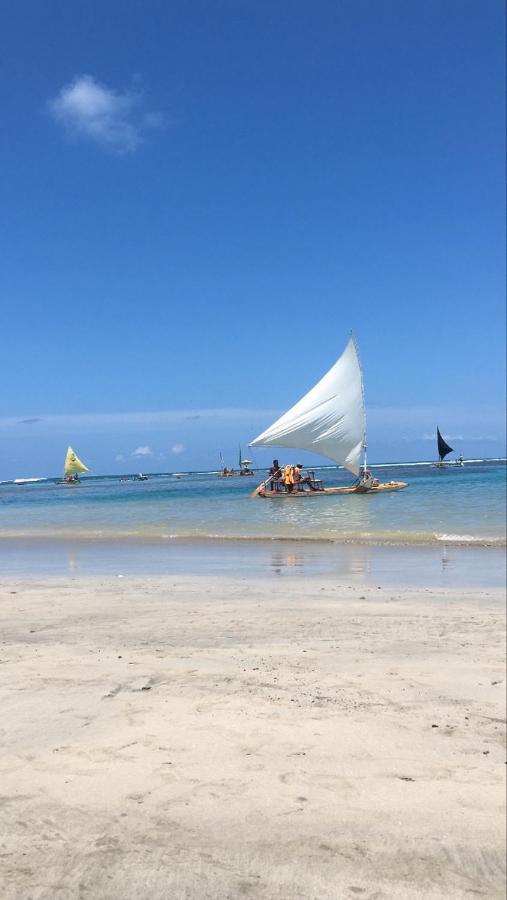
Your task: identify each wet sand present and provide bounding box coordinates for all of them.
[0,574,505,899]
[0,536,505,588]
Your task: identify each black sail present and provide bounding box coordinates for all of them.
[437,427,453,461]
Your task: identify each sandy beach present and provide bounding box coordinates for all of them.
[0,572,505,899]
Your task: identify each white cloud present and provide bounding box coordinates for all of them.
[115,454,125,462]
[171,443,185,454]
[133,446,153,457]
[48,74,162,153]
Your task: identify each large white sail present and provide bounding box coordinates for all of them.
[64,446,89,476]
[250,337,366,476]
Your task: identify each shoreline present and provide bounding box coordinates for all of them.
[0,530,504,548]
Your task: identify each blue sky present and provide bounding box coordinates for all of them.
[1,0,505,478]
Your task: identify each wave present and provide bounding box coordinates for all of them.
[0,527,504,549]
[12,478,48,484]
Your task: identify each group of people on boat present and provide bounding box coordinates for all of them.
[219,465,255,477]
[265,459,382,493]
[267,460,319,493]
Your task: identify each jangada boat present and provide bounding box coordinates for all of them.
[238,445,255,476]
[249,337,408,498]
[433,427,463,468]
[56,446,89,485]
[217,446,255,477]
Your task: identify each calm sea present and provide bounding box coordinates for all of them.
[0,460,505,547]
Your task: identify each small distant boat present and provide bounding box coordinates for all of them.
[238,445,255,476]
[120,473,149,483]
[434,428,463,468]
[57,446,89,484]
[217,449,255,478]
[217,451,237,477]
[250,336,408,497]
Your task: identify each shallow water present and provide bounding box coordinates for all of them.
[0,460,505,546]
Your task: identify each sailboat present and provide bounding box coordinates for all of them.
[59,446,89,484]
[217,447,255,477]
[249,337,408,497]
[238,445,255,476]
[434,428,463,467]
[217,451,237,477]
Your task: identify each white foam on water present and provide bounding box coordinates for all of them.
[13,477,47,484]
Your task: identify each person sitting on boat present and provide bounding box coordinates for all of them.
[282,464,295,492]
[358,468,379,489]
[294,463,317,491]
[268,459,282,489]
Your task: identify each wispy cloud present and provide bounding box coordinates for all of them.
[171,443,185,454]
[0,408,279,434]
[48,74,163,153]
[420,433,464,441]
[0,407,505,450]
[133,446,153,457]
[115,454,125,462]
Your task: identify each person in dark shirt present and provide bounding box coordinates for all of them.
[268,459,281,490]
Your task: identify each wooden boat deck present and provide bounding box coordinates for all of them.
[258,481,408,497]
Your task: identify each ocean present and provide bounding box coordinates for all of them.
[1,460,505,547]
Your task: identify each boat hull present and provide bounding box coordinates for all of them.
[218,472,256,478]
[258,481,408,497]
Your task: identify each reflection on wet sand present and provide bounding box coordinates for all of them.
[269,544,377,582]
[270,550,305,574]
[0,537,504,589]
[66,547,78,573]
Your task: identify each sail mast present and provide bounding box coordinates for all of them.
[352,334,367,476]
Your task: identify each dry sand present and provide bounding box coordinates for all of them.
[0,575,505,899]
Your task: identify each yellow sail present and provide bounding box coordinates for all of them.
[64,446,89,476]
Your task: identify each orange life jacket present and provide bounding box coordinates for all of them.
[283,464,294,485]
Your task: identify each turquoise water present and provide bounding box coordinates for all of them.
[0,461,505,546]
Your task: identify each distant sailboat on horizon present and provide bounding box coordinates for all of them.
[434,428,464,468]
[59,446,89,484]
[249,336,408,497]
[217,450,236,477]
[217,447,255,477]
[238,445,254,476]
